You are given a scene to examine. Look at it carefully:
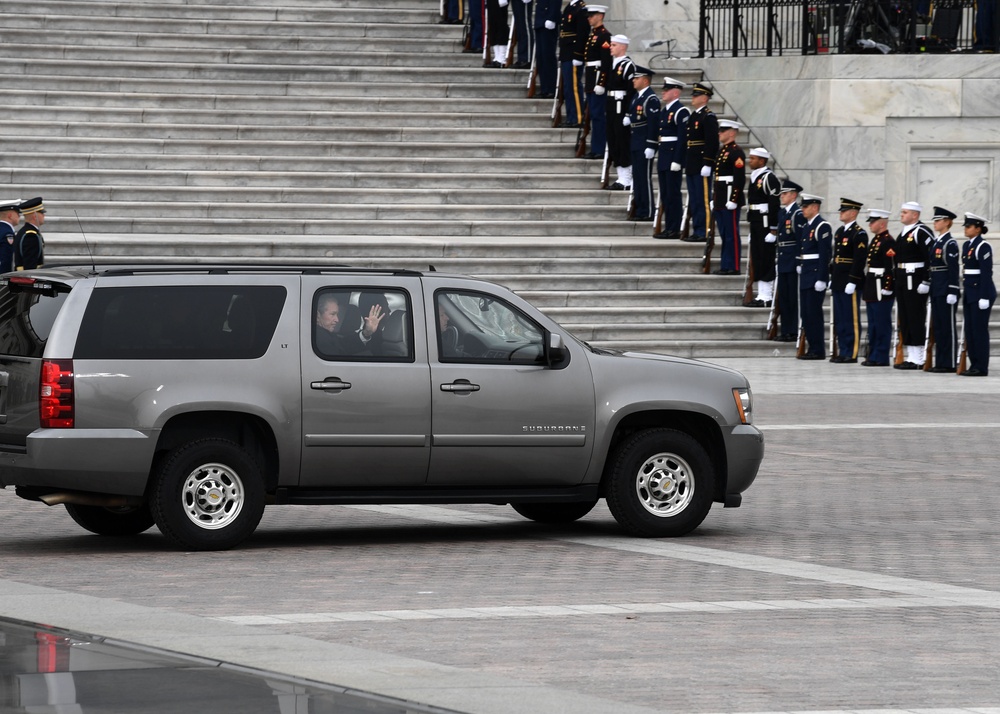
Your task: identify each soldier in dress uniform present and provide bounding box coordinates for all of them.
[0,199,21,274]
[745,147,781,306]
[14,197,45,271]
[682,82,718,243]
[796,194,833,360]
[534,0,561,100]
[774,179,805,341]
[511,0,533,69]
[625,65,658,221]
[582,6,611,160]
[711,119,745,275]
[927,207,961,372]
[651,77,689,240]
[861,208,895,367]
[830,198,868,363]
[557,0,589,114]
[603,34,635,191]
[484,0,511,68]
[960,212,996,376]
[892,201,935,370]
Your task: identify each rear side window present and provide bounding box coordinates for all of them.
[0,285,69,358]
[74,285,286,360]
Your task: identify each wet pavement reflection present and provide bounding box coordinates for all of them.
[0,617,458,714]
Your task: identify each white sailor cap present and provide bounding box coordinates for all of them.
[748,147,770,159]
[586,4,608,13]
[800,193,823,206]
[610,34,629,44]
[964,212,988,228]
[718,119,741,131]
[867,208,890,221]
[661,76,685,90]
[900,201,923,212]
[0,199,22,213]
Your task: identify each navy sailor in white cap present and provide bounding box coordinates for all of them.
[892,201,935,370]
[745,147,781,306]
[960,212,996,376]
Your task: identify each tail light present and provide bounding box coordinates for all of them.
[40,359,74,428]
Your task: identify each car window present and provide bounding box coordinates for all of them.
[313,287,413,362]
[436,290,545,364]
[74,285,286,360]
[0,286,69,358]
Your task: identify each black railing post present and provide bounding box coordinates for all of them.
[766,0,775,55]
[732,0,740,56]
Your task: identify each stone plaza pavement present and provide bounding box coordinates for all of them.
[1,357,999,714]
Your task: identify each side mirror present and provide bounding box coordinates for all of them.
[545,332,569,368]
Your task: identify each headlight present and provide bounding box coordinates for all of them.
[732,387,752,424]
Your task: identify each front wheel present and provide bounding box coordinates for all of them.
[150,438,265,551]
[65,503,155,536]
[606,429,715,537]
[511,500,598,523]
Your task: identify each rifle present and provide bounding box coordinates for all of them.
[653,198,664,236]
[956,315,967,374]
[504,9,516,67]
[551,65,563,127]
[742,244,755,306]
[828,287,837,360]
[600,145,611,188]
[795,299,806,356]
[892,301,904,365]
[923,310,934,371]
[627,182,635,220]
[765,279,780,340]
[575,102,590,156]
[526,43,537,97]
[701,178,715,274]
[680,193,691,240]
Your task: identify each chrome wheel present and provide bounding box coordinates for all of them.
[634,451,695,518]
[181,462,245,530]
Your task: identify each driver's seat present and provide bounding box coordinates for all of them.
[381,310,409,357]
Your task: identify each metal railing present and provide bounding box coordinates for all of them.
[699,0,984,57]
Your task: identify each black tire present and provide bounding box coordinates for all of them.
[149,438,265,551]
[606,428,715,537]
[65,503,155,536]
[511,500,598,523]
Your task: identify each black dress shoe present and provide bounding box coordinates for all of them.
[929,366,954,373]
[513,61,531,69]
[632,216,653,222]
[893,361,918,370]
[963,368,987,376]
[666,231,682,240]
[681,235,704,242]
[605,182,626,191]
[862,359,888,366]
[559,121,580,128]
[840,357,858,364]
[797,353,824,360]
[652,231,670,239]
[485,61,502,68]
[776,334,797,342]
[743,299,762,307]
[582,152,601,160]
[830,355,844,363]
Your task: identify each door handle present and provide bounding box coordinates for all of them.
[311,378,352,391]
[440,380,480,393]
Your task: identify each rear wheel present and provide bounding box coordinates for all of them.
[65,503,155,536]
[511,500,598,523]
[150,438,265,551]
[606,428,714,537]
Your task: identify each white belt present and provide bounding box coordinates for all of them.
[609,90,626,98]
[658,136,678,142]
[750,203,769,212]
[586,60,601,67]
[867,267,885,276]
[965,269,981,274]
[899,262,924,270]
[801,253,820,259]
[716,175,733,183]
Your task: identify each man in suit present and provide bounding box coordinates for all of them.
[652,77,689,240]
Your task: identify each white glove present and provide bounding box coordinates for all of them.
[498,0,508,6]
[622,116,631,127]
[815,280,827,292]
[764,232,777,244]
[572,58,582,66]
[523,0,532,3]
[670,162,681,172]
[844,282,856,295]
[980,298,990,310]
[946,293,958,305]
[917,281,930,295]
[545,19,556,29]
[700,165,711,178]
[644,148,655,160]
[881,289,893,297]
[796,266,802,274]
[725,201,737,211]
[594,85,605,95]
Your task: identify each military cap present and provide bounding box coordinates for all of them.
[0,199,22,214]
[718,119,741,131]
[691,82,713,97]
[632,65,654,78]
[748,147,770,160]
[780,179,803,194]
[18,197,45,215]
[963,212,988,231]
[609,34,629,44]
[586,4,608,13]
[661,76,685,90]
[900,201,923,213]
[867,208,891,222]
[932,206,957,221]
[800,193,823,206]
[839,198,863,212]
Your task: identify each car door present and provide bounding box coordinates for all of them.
[299,275,430,488]
[423,278,596,487]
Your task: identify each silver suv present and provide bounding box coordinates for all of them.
[0,265,764,550]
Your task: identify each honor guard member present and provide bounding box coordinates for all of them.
[484,0,511,68]
[712,119,745,275]
[534,0,561,99]
[652,77,689,240]
[625,65,658,221]
[745,148,781,306]
[928,207,961,372]
[682,82,718,243]
[893,201,935,370]
[604,35,635,191]
[797,194,833,359]
[582,6,611,159]
[557,0,589,114]
[14,197,45,271]
[0,199,20,274]
[960,212,996,376]
[861,208,895,366]
[511,0,533,69]
[830,198,868,362]
[774,179,805,341]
